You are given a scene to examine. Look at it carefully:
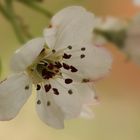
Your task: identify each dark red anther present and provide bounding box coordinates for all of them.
[70,66,78,72]
[82,78,90,83]
[68,89,73,95]
[63,53,72,59]
[47,101,51,106]
[42,69,48,77]
[55,62,62,68]
[68,45,72,50]
[52,88,59,95]
[65,78,73,84]
[80,54,85,59]
[48,63,54,70]
[63,63,70,70]
[81,47,86,51]
[42,69,55,79]
[36,84,41,90]
[37,100,41,105]
[52,49,56,53]
[44,84,51,92]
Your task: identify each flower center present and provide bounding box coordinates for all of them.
[26,45,88,99]
[26,48,63,84]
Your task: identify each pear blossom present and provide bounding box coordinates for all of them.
[94,15,140,65]
[96,17,127,31]
[133,0,140,5]
[122,15,140,64]
[94,17,128,46]
[0,6,112,129]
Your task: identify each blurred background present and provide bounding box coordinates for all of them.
[0,0,140,140]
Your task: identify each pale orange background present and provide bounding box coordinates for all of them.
[0,0,140,140]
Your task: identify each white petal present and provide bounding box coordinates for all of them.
[96,17,127,31]
[133,0,140,5]
[127,15,140,36]
[0,73,32,121]
[49,79,95,119]
[36,88,64,129]
[44,6,97,50]
[44,27,57,48]
[124,35,140,65]
[51,6,87,26]
[80,105,94,119]
[10,38,45,72]
[71,82,96,105]
[123,15,140,65]
[63,45,112,81]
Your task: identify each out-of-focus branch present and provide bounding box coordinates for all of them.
[0,1,26,43]
[15,15,33,39]
[94,28,127,49]
[18,0,53,18]
[0,0,53,44]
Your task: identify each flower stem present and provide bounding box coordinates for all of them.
[18,0,53,18]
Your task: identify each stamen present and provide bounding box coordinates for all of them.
[52,49,56,53]
[65,78,73,84]
[55,70,59,73]
[82,78,90,83]
[45,71,54,79]
[68,45,72,50]
[39,60,47,65]
[44,84,51,92]
[42,69,55,79]
[47,101,51,106]
[81,47,86,51]
[40,48,45,54]
[25,85,29,90]
[48,24,52,28]
[36,84,41,90]
[42,69,47,76]
[68,89,73,95]
[52,88,59,95]
[44,62,48,66]
[55,62,62,68]
[63,63,70,70]
[63,53,72,59]
[70,66,78,72]
[37,100,41,105]
[47,63,54,70]
[80,54,85,59]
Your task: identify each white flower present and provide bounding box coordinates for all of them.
[123,14,140,65]
[0,6,112,129]
[93,15,140,65]
[133,0,140,5]
[93,17,128,45]
[96,17,127,31]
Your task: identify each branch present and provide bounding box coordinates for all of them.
[18,0,53,18]
[0,1,26,43]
